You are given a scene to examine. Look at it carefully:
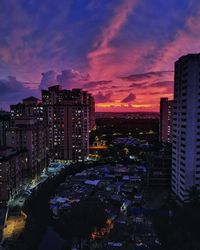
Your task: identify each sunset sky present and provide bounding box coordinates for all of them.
[0,0,200,111]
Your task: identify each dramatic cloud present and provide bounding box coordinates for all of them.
[39,69,90,89]
[129,82,149,88]
[0,0,199,111]
[83,80,112,89]
[121,93,136,103]
[57,69,90,85]
[150,81,173,89]
[94,91,112,103]
[115,88,133,93]
[40,70,57,89]
[120,71,173,82]
[0,76,37,109]
[88,0,139,80]
[151,6,200,71]
[89,0,138,58]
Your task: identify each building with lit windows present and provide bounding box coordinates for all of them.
[172,53,200,201]
[10,96,45,126]
[6,118,48,179]
[8,96,48,179]
[159,98,173,143]
[42,85,95,161]
[0,111,10,146]
[0,147,28,205]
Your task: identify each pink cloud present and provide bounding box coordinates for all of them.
[121,93,136,103]
[90,0,138,55]
[151,8,200,72]
[88,0,139,80]
[94,91,112,103]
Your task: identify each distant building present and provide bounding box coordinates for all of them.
[0,111,10,146]
[42,85,94,161]
[159,98,173,143]
[95,112,159,119]
[0,147,28,205]
[88,94,95,130]
[172,53,200,201]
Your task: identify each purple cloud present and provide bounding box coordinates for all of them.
[150,81,174,88]
[94,91,112,103]
[40,70,57,89]
[129,82,149,88]
[83,80,112,89]
[121,93,136,103]
[0,76,37,109]
[57,69,90,85]
[39,69,90,90]
[120,71,173,81]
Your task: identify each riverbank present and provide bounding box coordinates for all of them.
[1,161,101,250]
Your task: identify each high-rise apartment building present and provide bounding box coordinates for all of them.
[172,53,200,201]
[0,147,28,205]
[8,97,48,179]
[8,85,95,171]
[159,98,173,143]
[88,94,95,130]
[6,118,48,179]
[10,96,45,126]
[0,111,10,146]
[42,85,95,161]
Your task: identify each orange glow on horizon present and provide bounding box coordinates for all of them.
[95,102,160,112]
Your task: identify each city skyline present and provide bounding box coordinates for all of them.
[0,0,200,111]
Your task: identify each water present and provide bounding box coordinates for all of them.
[39,227,66,250]
[4,164,101,249]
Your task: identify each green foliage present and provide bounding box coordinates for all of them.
[54,198,107,240]
[186,186,200,206]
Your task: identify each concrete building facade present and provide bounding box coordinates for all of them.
[172,53,200,201]
[0,111,10,146]
[42,85,95,161]
[6,118,48,179]
[0,147,28,205]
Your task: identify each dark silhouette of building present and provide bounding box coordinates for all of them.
[148,147,172,187]
[0,147,28,205]
[0,111,10,146]
[159,98,173,143]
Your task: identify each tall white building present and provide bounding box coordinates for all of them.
[172,53,200,201]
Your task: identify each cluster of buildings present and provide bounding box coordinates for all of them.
[159,53,200,202]
[0,85,95,205]
[95,112,159,120]
[112,137,149,148]
[0,52,200,208]
[50,163,162,249]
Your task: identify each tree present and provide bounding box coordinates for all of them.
[186,186,200,206]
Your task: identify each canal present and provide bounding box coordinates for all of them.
[3,162,99,250]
